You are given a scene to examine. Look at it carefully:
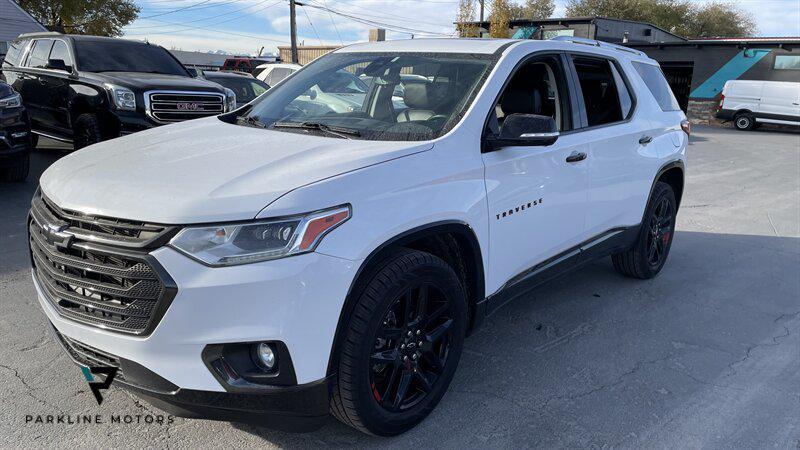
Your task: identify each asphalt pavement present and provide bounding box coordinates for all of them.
[0,126,798,448]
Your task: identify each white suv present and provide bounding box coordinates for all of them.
[30,38,688,436]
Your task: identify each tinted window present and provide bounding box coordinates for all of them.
[27,39,53,69]
[632,62,680,112]
[610,63,633,118]
[205,76,268,103]
[74,40,188,75]
[573,57,625,127]
[266,68,292,85]
[49,40,73,69]
[2,39,28,67]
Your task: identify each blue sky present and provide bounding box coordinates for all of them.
[122,0,800,54]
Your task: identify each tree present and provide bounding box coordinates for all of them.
[489,0,511,37]
[564,0,756,38]
[19,0,139,37]
[686,2,756,38]
[456,0,480,37]
[521,0,555,19]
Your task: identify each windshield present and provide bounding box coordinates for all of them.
[238,53,495,141]
[206,76,269,103]
[74,40,188,75]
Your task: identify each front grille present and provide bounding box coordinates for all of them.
[146,91,225,123]
[32,193,171,247]
[52,325,125,381]
[29,192,177,335]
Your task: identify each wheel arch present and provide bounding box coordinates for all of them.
[325,220,486,377]
[650,160,685,214]
[69,90,119,139]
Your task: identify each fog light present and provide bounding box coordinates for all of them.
[255,342,276,371]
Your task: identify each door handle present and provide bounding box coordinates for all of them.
[639,135,653,145]
[566,151,587,163]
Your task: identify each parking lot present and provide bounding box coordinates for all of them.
[0,125,798,448]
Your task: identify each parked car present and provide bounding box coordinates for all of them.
[255,62,302,86]
[222,57,275,74]
[0,81,31,181]
[200,71,270,109]
[716,79,800,130]
[31,38,687,436]
[1,33,235,151]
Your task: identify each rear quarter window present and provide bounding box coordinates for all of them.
[632,61,681,112]
[2,39,28,68]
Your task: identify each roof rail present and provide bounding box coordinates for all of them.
[550,36,647,58]
[18,31,63,38]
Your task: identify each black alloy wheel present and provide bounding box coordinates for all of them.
[369,282,453,412]
[645,196,673,268]
[330,249,467,436]
[612,181,677,279]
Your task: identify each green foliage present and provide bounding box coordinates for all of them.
[490,0,512,38]
[19,0,139,37]
[456,0,480,37]
[564,0,756,37]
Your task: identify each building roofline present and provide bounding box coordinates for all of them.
[627,38,800,48]
[458,15,686,41]
[7,0,48,32]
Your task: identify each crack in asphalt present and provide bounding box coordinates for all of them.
[0,363,67,415]
[725,311,799,378]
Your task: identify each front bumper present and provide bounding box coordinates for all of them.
[0,106,31,164]
[37,246,359,428]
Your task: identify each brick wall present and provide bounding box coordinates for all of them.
[687,99,723,125]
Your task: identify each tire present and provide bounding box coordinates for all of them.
[73,113,102,150]
[733,113,755,131]
[330,248,468,436]
[1,152,30,182]
[612,181,677,279]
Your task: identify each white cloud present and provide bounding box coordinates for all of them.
[126,0,799,54]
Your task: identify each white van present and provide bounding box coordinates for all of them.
[716,80,800,130]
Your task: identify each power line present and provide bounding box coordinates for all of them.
[126,0,273,29]
[300,4,325,45]
[300,2,450,36]
[321,0,344,45]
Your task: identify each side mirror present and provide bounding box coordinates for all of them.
[487,114,559,150]
[45,59,71,73]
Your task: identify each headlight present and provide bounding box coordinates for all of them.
[0,93,21,109]
[169,205,350,266]
[104,84,136,110]
[224,88,236,112]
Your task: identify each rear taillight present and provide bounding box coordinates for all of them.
[681,119,691,136]
[718,94,725,110]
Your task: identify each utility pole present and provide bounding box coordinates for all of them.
[479,0,484,23]
[289,0,299,64]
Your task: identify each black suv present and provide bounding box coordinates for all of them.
[1,33,234,150]
[0,81,31,181]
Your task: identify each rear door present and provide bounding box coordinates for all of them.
[567,54,655,236]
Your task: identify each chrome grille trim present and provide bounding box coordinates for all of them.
[29,192,178,336]
[144,90,225,124]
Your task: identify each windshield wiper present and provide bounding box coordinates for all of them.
[236,115,268,129]
[273,121,361,139]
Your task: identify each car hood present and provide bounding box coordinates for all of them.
[40,117,433,224]
[83,72,225,92]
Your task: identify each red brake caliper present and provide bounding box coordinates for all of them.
[372,382,381,401]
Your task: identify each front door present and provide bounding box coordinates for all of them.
[482,54,589,294]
